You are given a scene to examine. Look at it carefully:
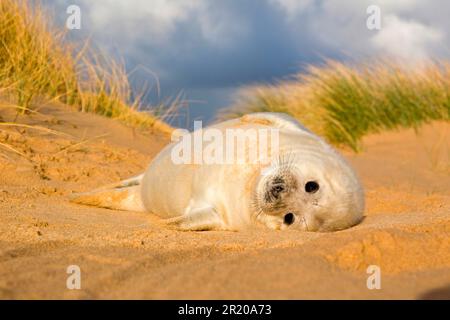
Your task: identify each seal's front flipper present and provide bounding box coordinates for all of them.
[164,206,225,231]
[69,174,145,212]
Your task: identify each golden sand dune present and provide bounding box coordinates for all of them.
[0,104,449,299]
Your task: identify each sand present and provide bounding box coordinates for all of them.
[0,103,449,299]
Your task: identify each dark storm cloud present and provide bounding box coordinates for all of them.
[45,0,449,124]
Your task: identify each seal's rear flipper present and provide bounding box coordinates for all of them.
[69,174,146,212]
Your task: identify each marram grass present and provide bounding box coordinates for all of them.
[0,0,172,134]
[222,60,450,151]
[2,1,448,148]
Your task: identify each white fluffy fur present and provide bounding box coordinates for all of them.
[71,113,365,232]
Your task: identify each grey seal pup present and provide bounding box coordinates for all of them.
[71,113,364,231]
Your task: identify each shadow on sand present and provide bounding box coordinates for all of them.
[419,285,450,300]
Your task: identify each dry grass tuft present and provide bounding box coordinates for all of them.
[222,60,450,151]
[0,0,173,135]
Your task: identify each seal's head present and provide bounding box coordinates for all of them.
[252,152,365,232]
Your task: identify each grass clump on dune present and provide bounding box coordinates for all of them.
[223,60,450,151]
[0,0,172,134]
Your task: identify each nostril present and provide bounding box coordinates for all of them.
[284,213,295,225]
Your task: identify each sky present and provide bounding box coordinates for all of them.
[46,0,450,127]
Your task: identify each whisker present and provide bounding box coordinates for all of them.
[302,215,308,231]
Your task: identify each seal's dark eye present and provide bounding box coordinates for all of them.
[305,181,319,193]
[284,213,295,225]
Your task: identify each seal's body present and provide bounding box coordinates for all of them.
[71,113,365,232]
